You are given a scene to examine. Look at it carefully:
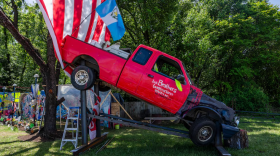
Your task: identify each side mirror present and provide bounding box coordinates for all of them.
[176,74,185,84]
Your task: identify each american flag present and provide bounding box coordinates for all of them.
[37,0,111,76]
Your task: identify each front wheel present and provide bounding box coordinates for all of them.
[71,65,96,90]
[189,117,216,146]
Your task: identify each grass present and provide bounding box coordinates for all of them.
[0,117,280,156]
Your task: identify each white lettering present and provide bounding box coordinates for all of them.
[152,79,177,98]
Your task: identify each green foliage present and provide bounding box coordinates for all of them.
[215,82,269,112]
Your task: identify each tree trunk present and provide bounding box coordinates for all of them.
[43,35,60,137]
[224,129,249,149]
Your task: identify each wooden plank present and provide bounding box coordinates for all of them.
[100,90,111,108]
[111,102,120,116]
[71,132,108,156]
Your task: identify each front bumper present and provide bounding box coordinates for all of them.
[222,124,239,140]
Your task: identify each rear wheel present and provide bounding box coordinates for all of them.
[71,65,96,90]
[189,117,216,146]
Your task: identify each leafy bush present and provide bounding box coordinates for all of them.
[215,84,269,112]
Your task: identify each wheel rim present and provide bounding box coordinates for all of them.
[197,126,213,142]
[75,70,89,85]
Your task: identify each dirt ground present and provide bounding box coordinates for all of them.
[18,133,50,142]
[17,127,75,143]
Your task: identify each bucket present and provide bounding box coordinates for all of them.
[30,123,34,129]
[115,124,119,129]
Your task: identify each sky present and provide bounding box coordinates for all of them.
[25,0,280,6]
[25,0,35,4]
[270,0,280,6]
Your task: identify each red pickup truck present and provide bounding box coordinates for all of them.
[62,35,239,146]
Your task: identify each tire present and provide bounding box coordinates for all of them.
[189,117,216,146]
[71,65,96,90]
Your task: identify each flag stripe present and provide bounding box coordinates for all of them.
[102,13,117,26]
[105,27,111,41]
[37,0,67,76]
[53,0,65,44]
[63,0,75,39]
[88,0,102,43]
[98,23,106,43]
[92,0,106,42]
[84,0,97,43]
[71,0,83,38]
[93,16,104,42]
[44,0,54,25]
[77,0,93,41]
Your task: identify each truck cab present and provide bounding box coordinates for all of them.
[117,45,191,114]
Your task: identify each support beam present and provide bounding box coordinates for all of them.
[88,114,189,138]
[94,82,101,137]
[215,122,231,156]
[80,60,88,145]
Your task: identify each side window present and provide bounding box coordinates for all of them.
[132,48,153,65]
[153,56,183,80]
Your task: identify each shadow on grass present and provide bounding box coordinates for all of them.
[7,139,73,156]
[82,127,218,156]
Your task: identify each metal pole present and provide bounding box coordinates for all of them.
[95,82,101,137]
[81,60,88,145]
[34,77,38,124]
[60,104,62,128]
[13,86,15,118]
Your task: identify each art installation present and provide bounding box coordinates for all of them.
[19,91,45,121]
[0,92,20,118]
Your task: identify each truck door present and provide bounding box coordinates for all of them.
[117,47,154,97]
[137,55,190,113]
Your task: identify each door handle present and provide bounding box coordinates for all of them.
[148,74,154,78]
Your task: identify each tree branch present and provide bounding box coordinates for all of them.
[11,0,18,29]
[56,97,65,107]
[0,9,47,70]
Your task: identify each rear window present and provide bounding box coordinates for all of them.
[132,48,153,65]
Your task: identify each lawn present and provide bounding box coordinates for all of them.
[0,117,279,156]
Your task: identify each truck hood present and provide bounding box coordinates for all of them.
[178,85,235,122]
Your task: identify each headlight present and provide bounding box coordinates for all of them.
[234,116,240,126]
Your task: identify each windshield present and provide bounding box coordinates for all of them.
[182,62,193,85]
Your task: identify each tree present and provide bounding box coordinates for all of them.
[0,2,62,137]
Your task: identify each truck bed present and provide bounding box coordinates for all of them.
[62,36,129,86]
